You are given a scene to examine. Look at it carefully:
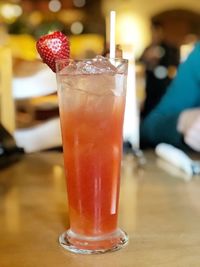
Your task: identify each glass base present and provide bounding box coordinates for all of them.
[59,228,128,254]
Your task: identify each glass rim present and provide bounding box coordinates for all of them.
[55,57,128,64]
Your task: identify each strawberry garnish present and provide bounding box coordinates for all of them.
[36,31,70,72]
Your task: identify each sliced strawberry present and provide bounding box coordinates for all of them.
[36,31,70,72]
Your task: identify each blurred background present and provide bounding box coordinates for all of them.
[0,0,199,59]
[0,0,200,151]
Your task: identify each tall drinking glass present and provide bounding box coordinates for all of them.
[56,57,128,254]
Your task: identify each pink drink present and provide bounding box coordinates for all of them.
[56,57,128,254]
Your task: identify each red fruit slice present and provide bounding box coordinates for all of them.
[36,31,70,72]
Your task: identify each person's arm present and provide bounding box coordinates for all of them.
[177,108,200,152]
[140,43,200,149]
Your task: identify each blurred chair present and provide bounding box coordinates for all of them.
[12,59,61,153]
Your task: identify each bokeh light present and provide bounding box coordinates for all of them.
[0,4,23,21]
[48,0,62,12]
[71,21,84,34]
[73,0,86,8]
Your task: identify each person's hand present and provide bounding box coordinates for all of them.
[177,108,200,151]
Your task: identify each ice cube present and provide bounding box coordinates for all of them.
[74,56,118,74]
[58,56,125,76]
[59,61,77,75]
[116,61,128,74]
[76,61,102,74]
[92,56,118,73]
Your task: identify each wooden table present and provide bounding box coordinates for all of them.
[0,151,200,267]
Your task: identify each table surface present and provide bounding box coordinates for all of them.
[1,151,200,267]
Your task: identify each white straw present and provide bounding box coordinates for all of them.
[109,10,116,59]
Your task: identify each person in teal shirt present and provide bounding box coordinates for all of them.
[140,42,200,152]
